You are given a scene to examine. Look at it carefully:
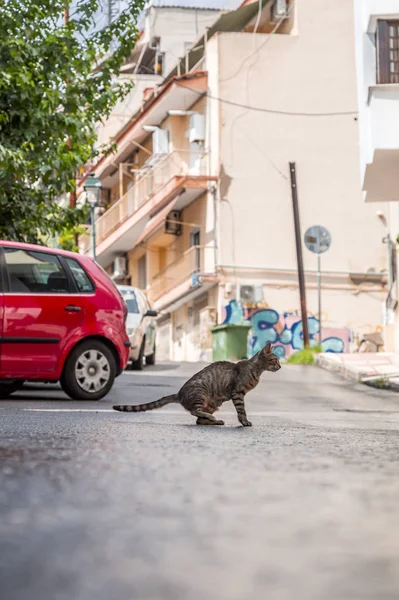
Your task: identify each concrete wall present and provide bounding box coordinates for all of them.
[143,7,221,75]
[95,75,161,150]
[208,0,388,337]
[95,6,220,162]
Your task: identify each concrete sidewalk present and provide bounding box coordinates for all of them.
[315,352,399,387]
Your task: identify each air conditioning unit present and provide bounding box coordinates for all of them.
[238,285,264,304]
[191,273,202,287]
[165,210,182,236]
[152,128,169,155]
[189,113,205,144]
[270,0,289,22]
[113,256,127,279]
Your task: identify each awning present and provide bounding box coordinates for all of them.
[364,149,399,202]
[136,199,177,246]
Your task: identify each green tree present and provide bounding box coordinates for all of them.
[0,0,144,244]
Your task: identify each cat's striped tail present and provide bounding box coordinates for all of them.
[113,394,178,413]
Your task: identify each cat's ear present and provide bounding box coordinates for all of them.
[264,342,272,354]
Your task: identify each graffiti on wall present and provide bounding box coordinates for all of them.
[222,300,350,359]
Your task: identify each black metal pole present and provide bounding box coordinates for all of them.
[91,205,97,261]
[289,162,310,348]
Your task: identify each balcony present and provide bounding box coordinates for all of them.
[147,245,218,311]
[369,85,399,152]
[364,85,399,202]
[79,150,216,265]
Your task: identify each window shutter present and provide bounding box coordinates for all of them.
[377,19,390,84]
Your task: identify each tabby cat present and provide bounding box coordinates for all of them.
[113,342,281,426]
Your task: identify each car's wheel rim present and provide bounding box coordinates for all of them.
[75,350,110,393]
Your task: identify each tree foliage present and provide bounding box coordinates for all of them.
[0,0,144,243]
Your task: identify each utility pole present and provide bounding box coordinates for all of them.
[289,162,310,348]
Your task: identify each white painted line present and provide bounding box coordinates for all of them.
[23,408,227,414]
[23,408,300,416]
[25,408,115,413]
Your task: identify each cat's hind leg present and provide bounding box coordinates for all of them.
[196,416,224,426]
[184,393,224,425]
[192,407,224,426]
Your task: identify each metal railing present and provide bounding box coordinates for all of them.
[147,245,214,304]
[79,150,208,254]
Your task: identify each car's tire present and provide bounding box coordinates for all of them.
[0,380,25,400]
[60,340,116,401]
[131,338,145,371]
[145,344,156,366]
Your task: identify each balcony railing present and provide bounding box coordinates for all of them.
[148,245,214,304]
[80,150,208,254]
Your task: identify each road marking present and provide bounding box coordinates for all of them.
[25,408,116,413]
[23,408,283,416]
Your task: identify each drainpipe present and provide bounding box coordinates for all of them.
[210,185,218,275]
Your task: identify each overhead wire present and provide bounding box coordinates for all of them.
[176,82,358,118]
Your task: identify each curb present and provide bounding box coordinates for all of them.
[314,354,370,383]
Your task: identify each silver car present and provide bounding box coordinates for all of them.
[118,285,157,370]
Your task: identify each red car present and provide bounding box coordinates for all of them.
[0,241,130,400]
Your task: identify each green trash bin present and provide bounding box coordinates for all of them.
[211,323,252,362]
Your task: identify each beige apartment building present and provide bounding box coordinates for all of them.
[79,0,390,361]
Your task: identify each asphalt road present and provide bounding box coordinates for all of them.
[2,363,399,600]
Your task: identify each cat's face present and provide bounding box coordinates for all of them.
[261,343,281,372]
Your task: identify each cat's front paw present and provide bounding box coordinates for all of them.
[241,420,252,427]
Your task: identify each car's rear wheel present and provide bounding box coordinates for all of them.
[60,340,116,401]
[0,380,25,399]
[131,338,145,371]
[145,344,156,366]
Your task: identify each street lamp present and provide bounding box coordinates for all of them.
[84,173,102,260]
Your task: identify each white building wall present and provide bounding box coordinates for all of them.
[95,75,162,149]
[96,7,223,151]
[142,7,222,75]
[208,0,388,343]
[354,0,399,181]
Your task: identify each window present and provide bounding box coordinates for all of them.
[135,289,148,315]
[5,249,69,294]
[66,258,95,293]
[377,20,399,84]
[119,289,139,314]
[190,229,201,271]
[190,230,200,247]
[138,255,147,290]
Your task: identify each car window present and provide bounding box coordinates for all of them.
[119,289,139,314]
[135,290,147,314]
[66,258,95,293]
[4,248,69,294]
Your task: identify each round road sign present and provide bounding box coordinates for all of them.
[304,225,331,255]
